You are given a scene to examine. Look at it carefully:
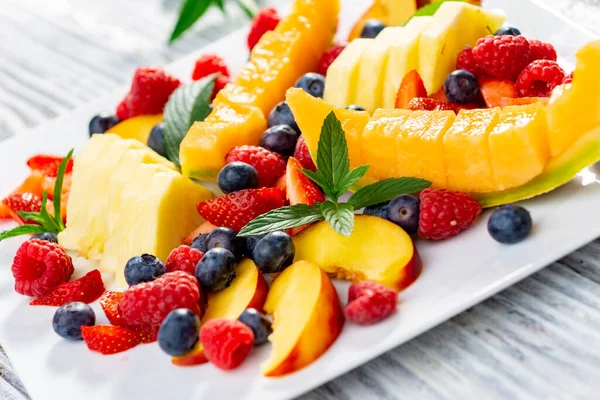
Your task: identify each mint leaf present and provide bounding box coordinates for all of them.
[168,0,212,43]
[39,191,61,233]
[53,149,73,230]
[321,201,354,237]
[163,76,216,166]
[337,165,370,195]
[238,205,323,237]
[315,112,350,199]
[348,177,431,210]
[300,169,333,195]
[0,225,47,241]
[234,0,259,18]
[17,211,46,226]
[214,0,226,13]
[405,0,465,24]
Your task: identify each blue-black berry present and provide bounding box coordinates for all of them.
[147,123,167,157]
[267,101,300,134]
[158,308,201,356]
[444,70,480,104]
[238,308,272,345]
[363,202,389,219]
[252,231,295,274]
[495,26,521,36]
[195,248,236,291]
[386,195,420,234]
[31,232,58,243]
[217,162,259,194]
[190,234,208,253]
[52,302,96,340]
[346,104,366,111]
[124,254,167,286]
[488,205,532,244]
[89,112,119,136]
[244,235,265,261]
[206,227,245,261]
[360,19,386,39]
[260,125,299,157]
[295,73,326,98]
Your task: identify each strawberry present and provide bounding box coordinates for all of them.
[2,192,43,225]
[293,136,317,172]
[247,7,281,51]
[395,70,427,109]
[498,97,549,107]
[27,155,74,178]
[407,98,455,111]
[479,78,519,108]
[429,89,479,113]
[197,188,286,232]
[318,43,347,76]
[30,270,105,306]
[81,325,152,355]
[99,291,160,342]
[286,157,325,206]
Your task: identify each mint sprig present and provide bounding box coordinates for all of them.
[238,112,431,237]
[0,150,73,242]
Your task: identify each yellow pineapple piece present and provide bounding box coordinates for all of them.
[443,108,500,192]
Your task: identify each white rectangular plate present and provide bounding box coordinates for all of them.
[0,1,598,399]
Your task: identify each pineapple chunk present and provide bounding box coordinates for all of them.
[355,37,392,113]
[380,0,417,26]
[418,2,505,94]
[323,39,372,108]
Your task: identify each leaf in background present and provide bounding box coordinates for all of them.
[53,149,73,230]
[336,164,370,195]
[321,201,354,237]
[405,0,465,24]
[0,225,47,242]
[348,177,431,210]
[234,0,259,18]
[163,75,216,166]
[169,0,213,43]
[238,204,323,237]
[214,0,226,13]
[315,112,350,199]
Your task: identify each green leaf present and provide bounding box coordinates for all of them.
[300,169,333,196]
[405,0,465,24]
[238,204,323,237]
[315,112,350,199]
[39,191,61,233]
[17,211,46,226]
[53,149,73,230]
[337,164,370,195]
[348,177,431,210]
[320,201,355,237]
[163,75,216,166]
[169,0,213,43]
[214,0,226,13]
[0,225,47,242]
[234,0,259,18]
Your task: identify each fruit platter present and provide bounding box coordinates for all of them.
[0,0,599,399]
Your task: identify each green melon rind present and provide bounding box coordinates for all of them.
[181,166,219,182]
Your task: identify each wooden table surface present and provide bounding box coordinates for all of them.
[1,0,600,399]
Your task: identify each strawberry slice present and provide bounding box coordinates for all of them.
[286,158,325,206]
[479,78,519,108]
[99,291,160,343]
[395,70,427,109]
[81,325,151,355]
[498,97,550,107]
[407,98,455,111]
[430,89,479,113]
[30,270,105,306]
[27,155,74,177]
[293,136,317,172]
[2,192,43,225]
[197,188,286,232]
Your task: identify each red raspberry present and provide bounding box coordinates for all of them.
[192,53,230,81]
[418,189,482,240]
[247,7,281,51]
[225,145,286,187]
[11,239,74,297]
[472,35,531,81]
[344,281,397,325]
[528,39,558,63]
[517,60,565,97]
[293,136,316,172]
[563,72,573,84]
[166,245,203,276]
[116,67,181,120]
[212,75,230,100]
[119,271,202,327]
[456,46,485,78]
[318,43,347,76]
[408,98,455,112]
[200,319,254,370]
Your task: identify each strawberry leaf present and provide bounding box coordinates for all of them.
[321,201,354,237]
[238,204,323,237]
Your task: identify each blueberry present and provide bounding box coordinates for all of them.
[190,233,208,253]
[244,235,265,261]
[158,308,200,356]
[363,202,389,219]
[346,104,366,111]
[217,162,259,194]
[52,302,95,341]
[195,248,236,291]
[386,195,420,234]
[260,125,299,157]
[238,308,272,346]
[89,112,120,136]
[295,73,326,98]
[205,227,245,260]
[267,101,300,134]
[488,205,532,244]
[147,123,167,157]
[124,254,166,286]
[360,19,386,39]
[252,231,295,274]
[495,26,521,36]
[31,232,58,243]
[444,70,480,104]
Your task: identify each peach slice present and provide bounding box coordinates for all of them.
[172,259,268,366]
[293,215,421,291]
[261,261,344,377]
[106,114,163,144]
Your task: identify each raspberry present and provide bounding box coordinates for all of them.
[166,245,204,276]
[212,74,230,100]
[200,319,254,370]
[318,43,347,76]
[528,39,558,63]
[225,145,286,187]
[472,35,531,81]
[247,7,281,51]
[456,46,485,78]
[119,271,202,327]
[11,239,74,297]
[116,67,181,120]
[418,189,482,240]
[293,136,316,172]
[517,60,565,97]
[99,291,160,342]
[408,97,455,111]
[344,281,397,325]
[191,53,230,81]
[563,72,573,84]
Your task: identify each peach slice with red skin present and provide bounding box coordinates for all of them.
[261,260,344,377]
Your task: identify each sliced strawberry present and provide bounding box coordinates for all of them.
[99,291,159,343]
[27,155,74,177]
[275,174,287,193]
[429,89,479,113]
[197,188,286,232]
[286,158,325,206]
[30,270,105,306]
[182,221,218,245]
[395,70,427,109]
[293,136,317,172]
[2,192,43,225]
[81,325,149,355]
[499,97,550,107]
[407,97,455,111]
[479,78,518,108]
[0,203,11,219]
